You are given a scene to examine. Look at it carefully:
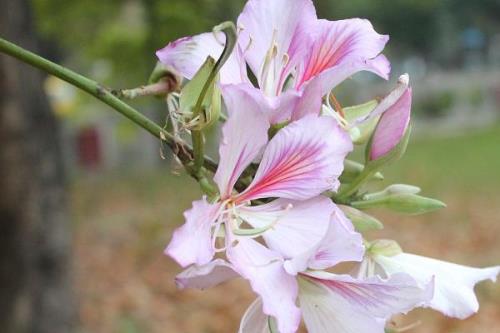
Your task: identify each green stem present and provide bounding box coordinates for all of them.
[0,37,219,175]
[336,166,377,202]
[191,130,205,173]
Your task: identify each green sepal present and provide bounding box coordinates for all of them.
[340,205,384,232]
[179,57,219,129]
[351,193,446,216]
[343,99,380,145]
[368,239,403,257]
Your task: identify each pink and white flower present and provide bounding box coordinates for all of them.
[165,91,353,333]
[157,0,390,122]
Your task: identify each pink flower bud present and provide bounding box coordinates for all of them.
[369,86,412,161]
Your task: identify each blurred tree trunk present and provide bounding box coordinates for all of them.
[0,0,75,332]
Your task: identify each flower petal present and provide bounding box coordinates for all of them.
[299,272,433,333]
[296,18,390,92]
[222,83,301,124]
[237,115,352,202]
[238,196,334,261]
[228,238,301,333]
[214,91,270,198]
[238,298,272,333]
[175,259,239,290]
[369,87,412,161]
[156,32,246,84]
[373,253,500,319]
[237,0,317,93]
[165,198,221,267]
[284,205,365,275]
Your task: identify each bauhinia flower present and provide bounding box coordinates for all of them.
[157,0,390,122]
[358,249,500,320]
[165,91,353,332]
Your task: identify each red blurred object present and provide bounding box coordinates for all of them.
[76,127,101,169]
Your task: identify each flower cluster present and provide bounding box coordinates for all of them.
[157,0,499,332]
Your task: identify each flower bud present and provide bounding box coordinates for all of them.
[366,74,412,165]
[351,193,446,216]
[363,184,421,200]
[339,205,384,232]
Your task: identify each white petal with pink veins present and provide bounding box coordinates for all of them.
[165,198,221,267]
[238,196,334,260]
[284,206,365,275]
[373,252,500,319]
[214,91,270,198]
[237,115,352,202]
[228,238,300,333]
[299,271,433,333]
[296,18,390,92]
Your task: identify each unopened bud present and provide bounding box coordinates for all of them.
[340,205,384,232]
[352,193,446,215]
[366,74,412,165]
[364,184,421,200]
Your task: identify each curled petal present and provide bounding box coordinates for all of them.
[238,298,271,333]
[284,206,365,275]
[214,91,270,198]
[296,18,390,91]
[237,115,352,202]
[165,198,221,267]
[156,32,246,84]
[237,0,317,92]
[228,238,300,333]
[175,259,238,290]
[369,87,412,161]
[373,253,500,319]
[299,272,434,333]
[238,196,334,260]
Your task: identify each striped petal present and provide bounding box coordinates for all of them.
[299,272,433,333]
[214,90,270,198]
[237,115,352,202]
[296,18,390,95]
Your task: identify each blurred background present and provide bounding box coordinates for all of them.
[0,0,499,332]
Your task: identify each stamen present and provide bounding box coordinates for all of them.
[282,53,289,67]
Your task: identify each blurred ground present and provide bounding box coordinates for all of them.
[72,125,500,333]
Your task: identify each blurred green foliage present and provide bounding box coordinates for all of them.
[32,0,500,85]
